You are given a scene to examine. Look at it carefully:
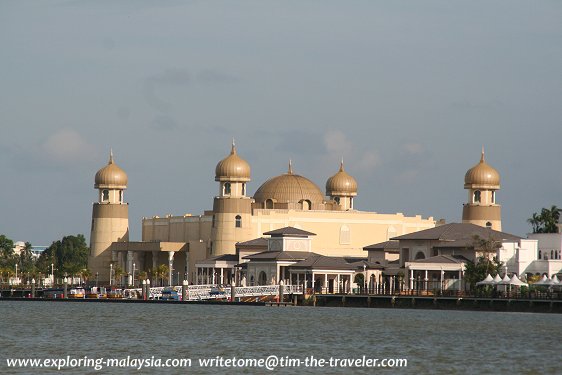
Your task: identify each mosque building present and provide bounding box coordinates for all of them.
[87,146,562,291]
[88,143,435,285]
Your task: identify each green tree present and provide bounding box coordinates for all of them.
[113,265,126,286]
[528,205,560,233]
[464,256,503,291]
[36,235,89,278]
[0,235,16,270]
[472,234,502,271]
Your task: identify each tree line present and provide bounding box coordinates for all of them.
[0,234,90,282]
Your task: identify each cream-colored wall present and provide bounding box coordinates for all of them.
[143,209,435,260]
[251,209,435,257]
[142,215,211,281]
[89,215,129,282]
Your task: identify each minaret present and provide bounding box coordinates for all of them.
[462,148,501,231]
[88,150,129,282]
[210,142,253,256]
[326,160,358,210]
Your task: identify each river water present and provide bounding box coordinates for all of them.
[0,301,560,374]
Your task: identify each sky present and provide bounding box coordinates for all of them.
[1,1,561,246]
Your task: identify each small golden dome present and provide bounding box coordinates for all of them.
[253,161,325,205]
[215,143,251,182]
[95,151,128,189]
[326,161,357,197]
[464,150,500,188]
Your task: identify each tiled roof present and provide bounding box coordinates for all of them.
[391,223,521,243]
[236,238,268,248]
[363,240,400,251]
[409,255,470,264]
[243,251,318,261]
[263,227,316,237]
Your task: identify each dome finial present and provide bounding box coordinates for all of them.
[288,159,293,175]
[481,146,485,162]
[109,148,114,164]
[339,157,345,172]
[231,139,237,154]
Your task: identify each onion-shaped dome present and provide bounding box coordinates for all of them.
[215,143,251,182]
[95,151,128,189]
[464,150,500,189]
[253,161,325,205]
[326,161,358,197]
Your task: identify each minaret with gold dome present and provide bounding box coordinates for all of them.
[326,160,358,210]
[210,142,253,256]
[462,149,501,231]
[88,150,130,282]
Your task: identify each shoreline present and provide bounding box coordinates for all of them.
[2,295,562,313]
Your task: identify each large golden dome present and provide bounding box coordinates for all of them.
[464,150,500,188]
[253,162,325,205]
[326,161,357,197]
[95,151,128,189]
[215,143,251,182]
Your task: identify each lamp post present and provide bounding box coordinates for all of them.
[51,263,54,286]
[63,276,68,298]
[363,264,367,294]
[110,264,113,286]
[132,263,136,288]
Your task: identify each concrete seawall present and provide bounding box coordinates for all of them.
[309,295,562,313]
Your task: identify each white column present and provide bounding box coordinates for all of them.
[440,269,444,292]
[324,274,328,294]
[336,274,340,294]
[185,251,189,283]
[424,270,428,291]
[152,251,158,270]
[311,272,315,292]
[458,269,462,291]
[168,252,174,286]
[297,273,300,288]
[220,268,224,285]
[410,269,414,290]
[127,251,134,275]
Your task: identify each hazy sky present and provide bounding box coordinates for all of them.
[1,1,561,245]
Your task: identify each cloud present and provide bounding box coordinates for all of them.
[323,130,353,158]
[150,115,178,131]
[357,151,381,171]
[196,69,237,84]
[42,129,97,164]
[143,68,191,111]
[403,142,424,155]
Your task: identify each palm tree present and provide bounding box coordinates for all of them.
[472,235,502,273]
[528,205,560,233]
[114,266,126,287]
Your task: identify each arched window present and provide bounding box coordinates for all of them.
[300,200,311,210]
[334,197,340,204]
[235,215,242,228]
[486,222,492,228]
[242,183,246,196]
[551,250,554,260]
[415,252,425,260]
[339,225,351,245]
[119,190,123,203]
[538,250,541,259]
[212,215,216,228]
[265,199,274,209]
[102,190,109,202]
[224,182,231,195]
[473,190,481,203]
[258,271,267,286]
[491,191,496,204]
